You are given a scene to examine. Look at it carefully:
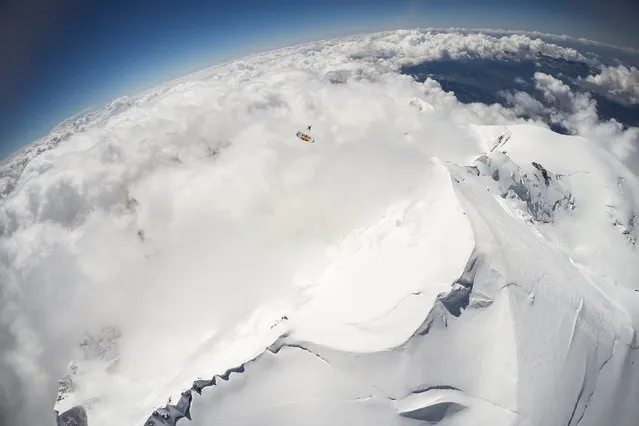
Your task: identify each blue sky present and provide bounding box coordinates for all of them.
[1,0,637,158]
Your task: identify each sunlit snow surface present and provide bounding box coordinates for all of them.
[1,29,639,426]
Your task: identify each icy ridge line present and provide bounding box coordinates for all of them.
[141,305,473,426]
[142,337,330,426]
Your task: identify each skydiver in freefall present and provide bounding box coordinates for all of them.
[307,125,312,132]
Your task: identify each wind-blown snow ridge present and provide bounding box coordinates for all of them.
[142,266,495,426]
[142,337,327,426]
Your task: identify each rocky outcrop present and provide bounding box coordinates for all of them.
[468,151,574,223]
[56,406,88,426]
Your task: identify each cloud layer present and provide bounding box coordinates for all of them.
[580,64,639,105]
[497,70,639,162]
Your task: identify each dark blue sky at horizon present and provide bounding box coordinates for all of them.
[1,0,638,158]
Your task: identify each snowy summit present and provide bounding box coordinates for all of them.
[1,29,639,426]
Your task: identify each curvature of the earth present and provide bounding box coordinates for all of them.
[1,28,639,426]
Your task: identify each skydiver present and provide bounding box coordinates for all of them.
[307,125,312,132]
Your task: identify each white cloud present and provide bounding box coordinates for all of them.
[0,28,638,426]
[496,70,639,164]
[533,72,638,160]
[499,89,546,116]
[442,27,639,55]
[534,71,577,109]
[315,29,590,71]
[579,64,639,105]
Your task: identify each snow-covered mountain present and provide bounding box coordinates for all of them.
[137,123,639,426]
[0,29,638,426]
